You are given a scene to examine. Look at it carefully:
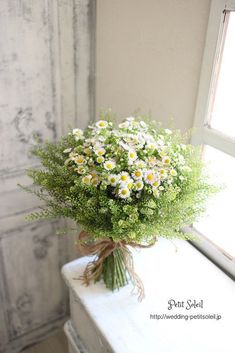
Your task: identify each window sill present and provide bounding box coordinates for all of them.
[62,238,235,353]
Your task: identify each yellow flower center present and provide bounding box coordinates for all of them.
[77,157,84,163]
[99,121,106,127]
[106,163,113,169]
[97,156,104,163]
[127,182,133,189]
[153,180,160,187]
[147,173,154,181]
[110,177,116,183]
[130,152,135,158]
[121,189,128,195]
[121,175,127,181]
[135,171,141,177]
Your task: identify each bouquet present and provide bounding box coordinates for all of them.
[22,113,216,299]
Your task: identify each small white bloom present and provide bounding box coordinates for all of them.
[159,168,167,179]
[74,155,86,165]
[82,174,92,185]
[132,169,143,180]
[136,160,146,169]
[179,175,185,181]
[76,166,86,174]
[170,169,177,176]
[134,180,144,191]
[96,156,105,164]
[162,156,171,165]
[119,172,131,184]
[147,157,158,166]
[63,148,72,153]
[94,147,106,156]
[144,170,157,185]
[72,128,84,141]
[118,187,130,199]
[180,143,186,150]
[119,121,129,129]
[165,128,172,134]
[128,149,137,162]
[104,160,116,171]
[159,186,164,191]
[91,177,100,187]
[96,120,108,129]
[146,142,158,150]
[84,147,92,155]
[119,140,131,151]
[153,179,160,188]
[108,174,119,186]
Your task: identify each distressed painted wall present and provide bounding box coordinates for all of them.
[0,1,96,352]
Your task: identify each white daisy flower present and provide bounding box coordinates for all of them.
[144,170,157,185]
[96,120,108,129]
[94,147,106,156]
[72,128,84,141]
[128,149,137,162]
[159,168,167,179]
[118,187,130,199]
[74,155,86,165]
[147,157,158,166]
[82,175,92,185]
[170,169,177,176]
[91,177,100,187]
[136,160,146,169]
[132,169,143,180]
[146,142,158,150]
[134,180,144,191]
[119,141,131,151]
[153,179,160,188]
[108,174,119,186]
[84,147,92,155]
[119,121,129,129]
[96,156,105,164]
[162,156,171,165]
[104,160,116,171]
[127,179,134,189]
[165,129,172,134]
[63,148,72,153]
[119,172,131,184]
[76,166,86,174]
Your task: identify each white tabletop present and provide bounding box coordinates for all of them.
[62,238,235,353]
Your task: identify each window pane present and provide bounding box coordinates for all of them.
[195,145,235,257]
[209,12,235,138]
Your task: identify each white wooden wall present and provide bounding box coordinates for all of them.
[0,1,96,352]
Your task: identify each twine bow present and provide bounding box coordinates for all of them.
[76,231,157,301]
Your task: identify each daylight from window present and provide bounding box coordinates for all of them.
[195,11,235,258]
[210,12,235,137]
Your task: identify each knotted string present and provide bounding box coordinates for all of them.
[76,231,157,301]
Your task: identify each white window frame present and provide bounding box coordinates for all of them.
[190,0,235,279]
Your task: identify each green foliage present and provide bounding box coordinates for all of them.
[20,112,217,243]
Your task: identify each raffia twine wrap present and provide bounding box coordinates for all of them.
[77,231,157,301]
